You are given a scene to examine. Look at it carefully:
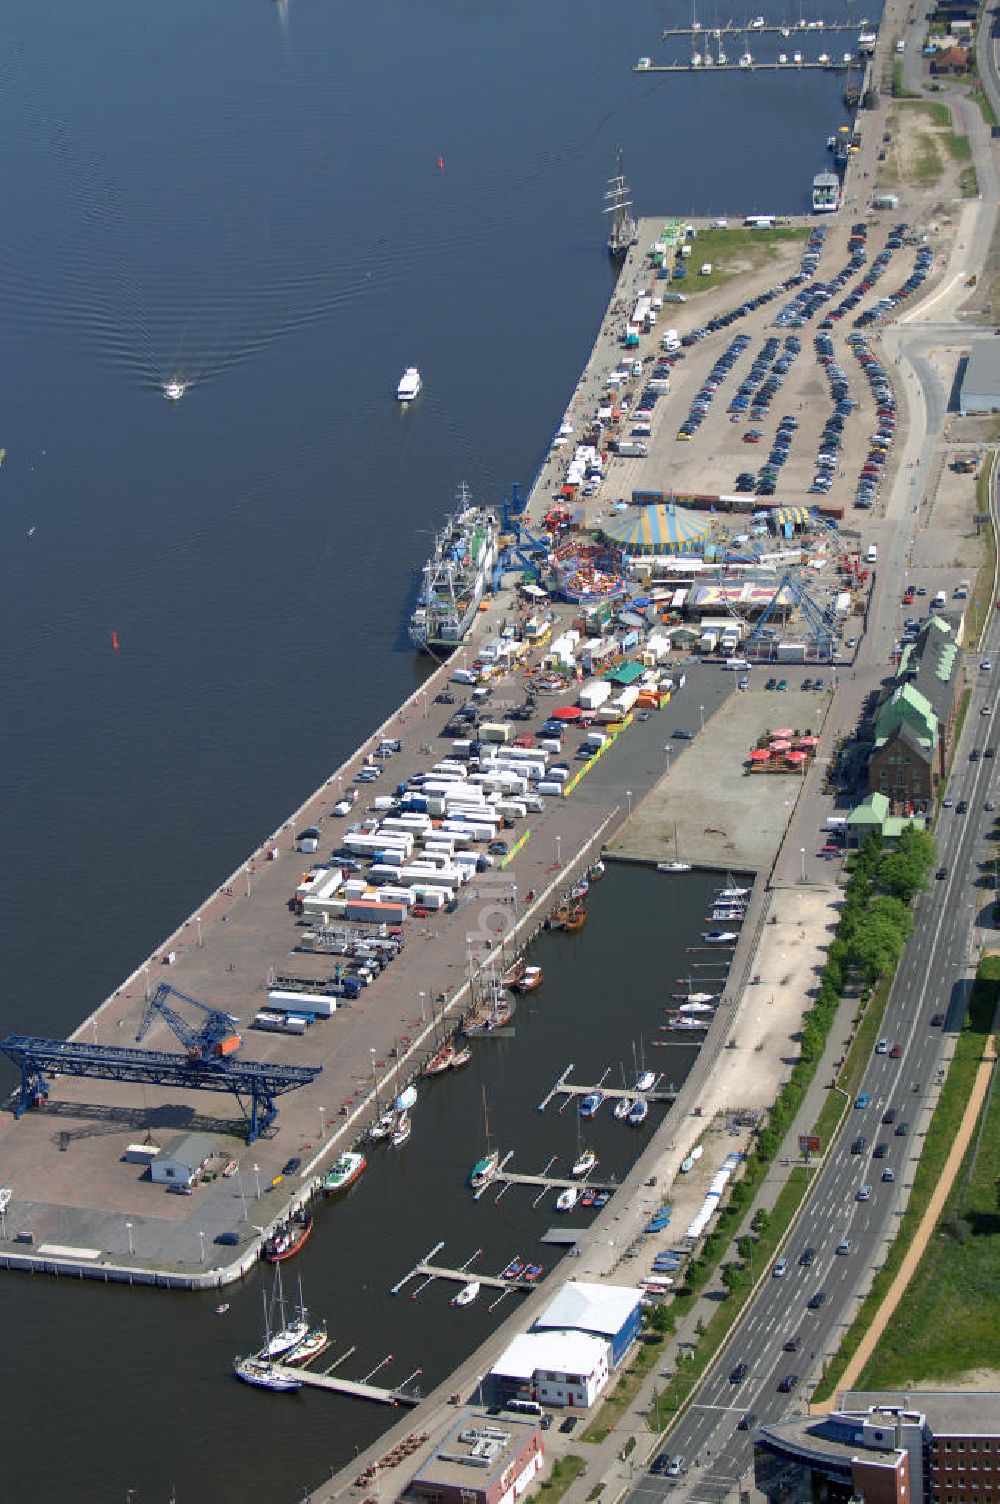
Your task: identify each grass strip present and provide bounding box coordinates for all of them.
[538,1456,587,1502]
[967,459,997,644]
[813,958,999,1400]
[581,1338,664,1442]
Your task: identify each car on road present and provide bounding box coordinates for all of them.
[559,1417,578,1434]
[778,1374,799,1393]
[875,1039,888,1055]
[799,1247,816,1267]
[730,1362,750,1383]
[488,840,509,856]
[943,795,954,808]
[773,1257,789,1278]
[737,1412,757,1431]
[650,1454,673,1476]
[855,1092,870,1109]
[851,1136,867,1154]
[807,1290,828,1310]
[988,800,997,812]
[873,1142,888,1158]
[666,1457,686,1477]
[739,676,750,691]
[281,1157,302,1176]
[882,1167,895,1182]
[857,1185,872,1202]
[982,659,993,672]
[766,677,777,690]
[777,678,788,691]
[638,709,652,721]
[836,1240,852,1255]
[783,1335,801,1353]
[889,1043,902,1058]
[936,866,949,880]
[896,1121,909,1136]
[883,1107,898,1124]
[673,728,694,739]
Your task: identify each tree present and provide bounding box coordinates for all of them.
[876,825,935,902]
[646,1303,675,1337]
[720,1262,744,1296]
[752,1208,770,1234]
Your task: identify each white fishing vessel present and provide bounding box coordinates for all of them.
[396,367,422,402]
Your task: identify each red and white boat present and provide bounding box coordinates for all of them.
[263,1209,314,1264]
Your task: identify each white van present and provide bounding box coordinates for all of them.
[865,544,877,564]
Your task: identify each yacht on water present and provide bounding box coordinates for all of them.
[162,379,188,401]
[396,367,422,402]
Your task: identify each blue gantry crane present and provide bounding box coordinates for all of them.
[0,985,321,1143]
[136,983,242,1060]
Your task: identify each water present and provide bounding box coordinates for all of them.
[0,0,860,1494]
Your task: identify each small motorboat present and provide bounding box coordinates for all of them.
[627,1098,649,1128]
[592,1192,610,1209]
[657,861,692,874]
[614,1096,634,1121]
[501,1256,525,1281]
[262,1210,313,1265]
[635,1071,656,1093]
[396,367,422,402]
[513,966,543,994]
[717,886,750,899]
[562,904,586,933]
[571,1148,598,1179]
[162,379,188,401]
[588,861,605,881]
[555,1186,580,1213]
[580,1190,595,1208]
[452,1280,480,1307]
[322,1151,367,1196]
[391,1112,412,1148]
[578,1092,602,1118]
[523,1263,544,1282]
[368,1110,396,1143]
[703,930,737,944]
[215,1303,230,1316]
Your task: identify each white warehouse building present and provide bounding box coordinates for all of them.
[487,1329,611,1410]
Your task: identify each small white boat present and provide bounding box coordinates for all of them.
[687,992,716,1004]
[657,861,692,874]
[286,1326,330,1366]
[703,930,737,944]
[395,1085,418,1113]
[368,1110,396,1143]
[391,1112,411,1148]
[0,1189,11,1214]
[718,885,749,899]
[778,51,788,63]
[396,367,422,402]
[614,1096,635,1121]
[627,1098,649,1127]
[452,1280,481,1308]
[556,1186,580,1213]
[678,1001,716,1014]
[635,1071,656,1093]
[571,1148,598,1179]
[793,49,802,63]
[162,379,187,402]
[739,51,753,67]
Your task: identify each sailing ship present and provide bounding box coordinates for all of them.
[464,981,515,1034]
[391,1111,412,1148]
[657,823,692,873]
[578,1091,603,1118]
[409,483,501,653]
[469,1087,500,1191]
[422,1039,473,1076]
[604,147,638,259]
[501,959,543,994]
[259,1271,309,1360]
[233,1355,303,1392]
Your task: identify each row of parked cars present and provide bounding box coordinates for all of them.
[808,332,858,498]
[677,226,828,354]
[677,332,751,441]
[848,333,897,510]
[854,237,932,329]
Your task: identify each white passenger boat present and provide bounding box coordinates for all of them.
[452,1280,481,1307]
[162,379,187,401]
[556,1186,580,1213]
[396,367,422,402]
[635,1071,656,1093]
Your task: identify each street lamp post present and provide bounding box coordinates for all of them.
[198,1228,206,1265]
[664,745,672,775]
[253,1162,262,1201]
[555,834,562,866]
[319,1104,327,1138]
[125,1221,135,1258]
[699,704,705,734]
[800,846,806,883]
[418,990,427,1024]
[626,789,633,818]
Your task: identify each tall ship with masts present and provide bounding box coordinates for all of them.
[409,483,500,653]
[604,148,638,260]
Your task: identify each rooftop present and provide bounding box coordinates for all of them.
[410,1413,539,1493]
[962,340,1000,397]
[533,1279,643,1338]
[842,1391,1000,1437]
[491,1329,610,1383]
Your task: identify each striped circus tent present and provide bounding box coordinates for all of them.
[601,504,713,555]
[771,506,812,531]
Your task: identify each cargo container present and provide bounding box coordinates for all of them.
[432,761,469,779]
[506,745,549,764]
[343,833,414,858]
[268,990,337,1018]
[618,684,641,712]
[254,1010,309,1035]
[344,900,409,925]
[579,679,613,711]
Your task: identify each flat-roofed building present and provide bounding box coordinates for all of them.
[406,1413,543,1504]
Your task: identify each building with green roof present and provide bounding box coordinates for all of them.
[866,613,963,816]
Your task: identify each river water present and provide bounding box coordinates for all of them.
[1,0,864,1495]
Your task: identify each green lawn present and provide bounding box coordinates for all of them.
[664,225,809,297]
[536,1456,587,1503]
[857,958,1000,1387]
